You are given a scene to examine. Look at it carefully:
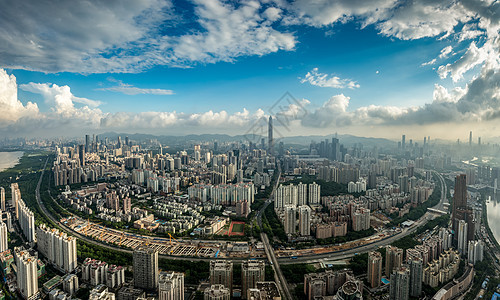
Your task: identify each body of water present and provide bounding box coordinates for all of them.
[486,192,500,244]
[0,151,24,172]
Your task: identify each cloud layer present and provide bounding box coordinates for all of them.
[300,68,359,89]
[0,0,499,139]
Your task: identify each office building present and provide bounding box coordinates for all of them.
[385,246,403,277]
[78,145,85,167]
[299,205,311,236]
[133,246,158,290]
[210,260,233,292]
[37,224,78,272]
[158,271,184,300]
[241,260,265,298]
[204,284,230,300]
[0,222,7,252]
[367,251,382,288]
[15,249,39,300]
[389,266,410,300]
[268,116,273,155]
[452,174,467,239]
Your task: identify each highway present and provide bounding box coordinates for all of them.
[36,155,448,272]
[256,171,293,300]
[278,170,448,264]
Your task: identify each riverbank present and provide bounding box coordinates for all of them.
[0,151,24,173]
[484,200,500,250]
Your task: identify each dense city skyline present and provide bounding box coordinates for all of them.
[0,0,499,139]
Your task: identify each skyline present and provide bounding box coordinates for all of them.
[0,0,499,139]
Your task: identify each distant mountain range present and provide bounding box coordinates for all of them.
[98,132,397,148]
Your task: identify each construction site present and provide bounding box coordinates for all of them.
[62,217,222,258]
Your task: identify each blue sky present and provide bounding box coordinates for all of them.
[0,0,499,139]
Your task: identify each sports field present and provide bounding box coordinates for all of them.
[228,221,245,236]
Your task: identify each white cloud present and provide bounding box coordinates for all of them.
[437,41,489,82]
[97,80,174,95]
[421,58,437,66]
[0,69,39,123]
[168,0,296,65]
[439,46,454,59]
[375,1,470,40]
[300,68,359,89]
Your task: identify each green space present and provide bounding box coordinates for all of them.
[281,174,364,197]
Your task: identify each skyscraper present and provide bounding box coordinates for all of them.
[268,116,273,155]
[15,249,39,299]
[368,251,382,288]
[389,266,410,300]
[0,222,7,252]
[385,246,403,277]
[158,271,184,300]
[0,187,4,211]
[457,220,468,255]
[469,131,472,146]
[407,254,423,298]
[210,260,233,292]
[452,174,475,245]
[85,134,90,153]
[78,144,85,167]
[299,205,311,236]
[133,246,159,290]
[402,135,406,150]
[284,205,296,235]
[36,224,78,272]
[241,260,265,298]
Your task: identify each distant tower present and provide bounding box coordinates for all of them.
[78,145,85,167]
[85,134,90,153]
[268,116,273,155]
[478,137,481,146]
[469,131,472,146]
[402,135,406,150]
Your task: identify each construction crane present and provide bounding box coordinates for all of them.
[167,233,178,245]
[119,232,125,246]
[167,233,178,254]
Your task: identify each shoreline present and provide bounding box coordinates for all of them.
[484,200,500,250]
[0,151,24,173]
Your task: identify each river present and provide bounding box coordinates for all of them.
[486,191,500,244]
[0,151,24,172]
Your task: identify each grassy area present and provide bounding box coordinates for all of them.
[281,263,317,284]
[231,223,244,233]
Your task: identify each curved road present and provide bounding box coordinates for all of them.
[35,156,447,267]
[278,170,448,264]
